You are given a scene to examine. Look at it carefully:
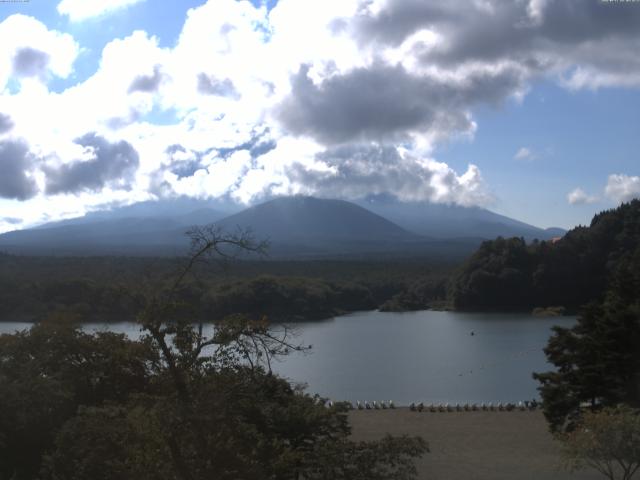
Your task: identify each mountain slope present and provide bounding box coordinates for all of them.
[0,196,422,256]
[0,195,562,258]
[0,208,226,255]
[356,196,564,240]
[217,196,417,243]
[213,196,437,257]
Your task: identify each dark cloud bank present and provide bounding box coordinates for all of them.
[0,140,38,200]
[12,47,50,78]
[197,73,241,99]
[0,113,14,134]
[128,65,165,93]
[352,0,640,69]
[45,133,140,195]
[277,63,522,145]
[277,0,640,146]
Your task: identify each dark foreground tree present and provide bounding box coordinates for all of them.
[1,226,427,480]
[0,317,155,480]
[533,247,640,432]
[559,406,640,480]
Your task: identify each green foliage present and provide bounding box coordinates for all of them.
[42,404,173,480]
[0,254,451,322]
[531,306,566,317]
[451,200,640,311]
[0,319,155,480]
[558,406,640,480]
[204,275,375,321]
[380,277,449,312]
[0,230,427,480]
[533,241,640,432]
[450,237,536,309]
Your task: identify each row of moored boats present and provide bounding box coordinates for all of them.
[317,399,541,411]
[408,400,540,412]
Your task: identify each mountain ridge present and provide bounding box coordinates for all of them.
[0,196,564,257]
[355,197,563,241]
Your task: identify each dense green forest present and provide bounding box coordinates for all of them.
[450,200,640,312]
[533,228,640,432]
[0,253,452,322]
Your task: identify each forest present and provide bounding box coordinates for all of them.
[450,200,640,312]
[0,253,452,323]
[533,225,640,433]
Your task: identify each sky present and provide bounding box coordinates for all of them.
[0,0,639,233]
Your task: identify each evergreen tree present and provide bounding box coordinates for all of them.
[451,200,640,312]
[533,246,640,432]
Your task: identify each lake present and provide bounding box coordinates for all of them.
[0,310,573,405]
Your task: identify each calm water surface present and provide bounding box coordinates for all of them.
[0,310,574,405]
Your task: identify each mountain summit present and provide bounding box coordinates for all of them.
[218,196,416,242]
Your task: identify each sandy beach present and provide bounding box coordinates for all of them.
[349,409,601,480]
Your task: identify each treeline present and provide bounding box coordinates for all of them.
[533,230,640,431]
[204,276,375,321]
[379,277,449,312]
[0,254,453,322]
[449,199,640,311]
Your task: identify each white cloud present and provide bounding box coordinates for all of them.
[567,187,598,205]
[527,0,550,25]
[605,174,640,203]
[286,144,493,206]
[57,0,146,22]
[514,147,535,161]
[3,1,640,231]
[0,15,79,90]
[350,0,640,90]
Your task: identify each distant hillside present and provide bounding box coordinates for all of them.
[356,196,564,240]
[33,196,238,229]
[215,196,424,254]
[0,204,227,256]
[450,199,640,311]
[0,195,556,259]
[543,227,566,238]
[0,196,437,257]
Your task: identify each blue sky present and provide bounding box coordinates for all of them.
[437,81,640,228]
[0,0,639,232]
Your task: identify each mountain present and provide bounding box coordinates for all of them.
[217,196,416,244]
[355,196,564,240]
[32,196,238,230]
[0,195,562,258]
[215,196,467,258]
[0,197,232,256]
[0,196,423,256]
[544,227,567,238]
